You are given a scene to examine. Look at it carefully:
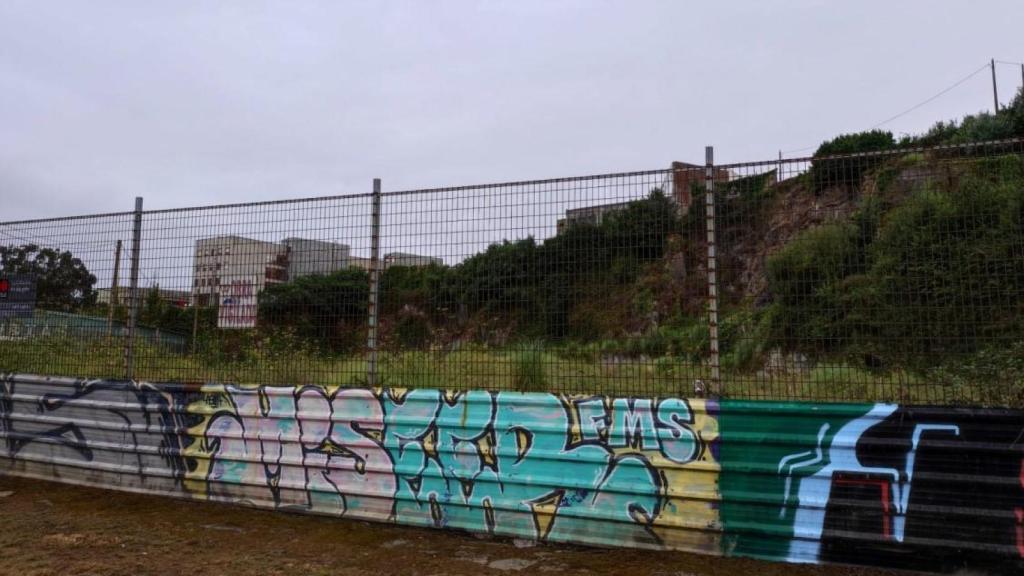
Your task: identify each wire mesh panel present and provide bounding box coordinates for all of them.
[1,196,374,386]
[1,139,1022,405]
[377,168,707,396]
[0,212,135,379]
[717,139,1024,406]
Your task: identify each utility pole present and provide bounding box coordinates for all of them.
[991,58,1000,113]
[107,239,122,338]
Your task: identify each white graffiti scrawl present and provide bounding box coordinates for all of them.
[778,404,960,563]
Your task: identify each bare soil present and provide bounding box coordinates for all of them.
[0,475,903,576]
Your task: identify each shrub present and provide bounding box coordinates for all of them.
[901,87,1024,147]
[391,308,432,350]
[811,130,895,192]
[765,221,863,352]
[766,155,1024,371]
[862,164,1024,367]
[258,268,369,353]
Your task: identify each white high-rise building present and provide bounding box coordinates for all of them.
[191,235,289,308]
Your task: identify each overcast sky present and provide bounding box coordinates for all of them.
[1,1,1022,222]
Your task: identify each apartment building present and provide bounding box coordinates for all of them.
[191,235,289,308]
[192,235,439,327]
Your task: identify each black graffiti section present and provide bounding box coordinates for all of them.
[0,373,200,486]
[819,406,1024,571]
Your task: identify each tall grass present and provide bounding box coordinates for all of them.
[2,335,1019,405]
[512,341,547,392]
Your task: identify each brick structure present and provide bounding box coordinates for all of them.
[671,161,730,214]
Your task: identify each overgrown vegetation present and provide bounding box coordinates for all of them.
[767,154,1024,371]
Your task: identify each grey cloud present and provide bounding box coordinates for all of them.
[1,0,1022,221]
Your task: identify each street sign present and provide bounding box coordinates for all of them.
[0,275,36,319]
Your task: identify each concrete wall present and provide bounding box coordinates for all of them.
[1,373,1021,573]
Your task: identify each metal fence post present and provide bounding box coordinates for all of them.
[106,239,122,338]
[367,178,382,387]
[704,147,721,394]
[125,197,143,380]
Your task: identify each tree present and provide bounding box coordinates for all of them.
[811,130,895,192]
[0,244,97,311]
[258,268,369,353]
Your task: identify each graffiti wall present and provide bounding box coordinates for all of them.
[183,385,721,552]
[1,373,1022,573]
[718,401,1024,571]
[0,374,200,492]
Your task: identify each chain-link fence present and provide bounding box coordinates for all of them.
[2,138,1023,406]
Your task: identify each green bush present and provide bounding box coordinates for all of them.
[258,268,369,353]
[448,189,680,341]
[811,130,895,192]
[766,155,1024,370]
[862,161,1024,367]
[766,221,863,351]
[392,309,432,350]
[902,87,1024,147]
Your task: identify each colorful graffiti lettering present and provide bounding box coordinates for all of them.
[186,385,719,549]
[3,373,1023,573]
[194,385,395,520]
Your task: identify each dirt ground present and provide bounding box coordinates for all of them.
[0,475,904,576]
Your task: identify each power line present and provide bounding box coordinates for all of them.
[869,62,991,130]
[780,60,996,157]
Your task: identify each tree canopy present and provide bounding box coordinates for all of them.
[0,244,97,311]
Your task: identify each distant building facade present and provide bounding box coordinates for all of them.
[190,235,441,327]
[96,286,191,308]
[282,237,351,278]
[556,161,731,234]
[383,252,443,268]
[192,235,289,307]
[556,201,634,234]
[671,161,730,213]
